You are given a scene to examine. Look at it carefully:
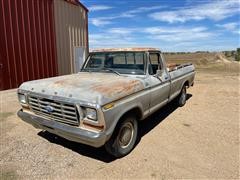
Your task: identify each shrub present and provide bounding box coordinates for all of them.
[235,48,240,61]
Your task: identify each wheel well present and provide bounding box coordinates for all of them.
[119,107,143,122]
[110,107,142,140]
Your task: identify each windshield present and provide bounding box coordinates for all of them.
[82,52,146,75]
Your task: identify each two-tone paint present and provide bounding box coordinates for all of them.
[17,48,195,147]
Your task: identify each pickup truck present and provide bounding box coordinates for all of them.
[17,48,195,157]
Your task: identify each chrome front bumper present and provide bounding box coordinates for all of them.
[17,109,107,147]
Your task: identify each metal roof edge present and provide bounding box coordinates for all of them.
[65,0,88,12]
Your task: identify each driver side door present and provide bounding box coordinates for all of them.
[148,52,170,113]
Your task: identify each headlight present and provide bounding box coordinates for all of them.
[18,93,27,104]
[84,108,97,121]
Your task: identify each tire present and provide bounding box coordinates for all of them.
[105,115,138,158]
[177,86,187,107]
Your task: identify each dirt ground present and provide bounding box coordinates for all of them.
[0,60,239,179]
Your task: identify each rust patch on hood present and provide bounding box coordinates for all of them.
[92,79,144,98]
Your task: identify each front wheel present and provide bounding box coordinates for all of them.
[104,116,138,158]
[177,86,187,107]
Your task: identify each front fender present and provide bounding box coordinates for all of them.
[102,100,145,141]
[101,86,150,141]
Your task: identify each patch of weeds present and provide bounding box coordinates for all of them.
[151,173,157,178]
[0,170,17,180]
[0,112,14,121]
[183,123,191,127]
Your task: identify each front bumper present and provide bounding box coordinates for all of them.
[17,109,107,147]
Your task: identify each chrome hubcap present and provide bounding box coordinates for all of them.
[118,122,134,148]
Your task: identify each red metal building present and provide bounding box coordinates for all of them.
[0,0,88,90]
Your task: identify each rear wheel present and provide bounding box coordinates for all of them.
[105,115,138,158]
[177,86,187,107]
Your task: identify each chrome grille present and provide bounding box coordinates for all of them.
[28,95,79,126]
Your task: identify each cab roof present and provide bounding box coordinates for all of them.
[91,47,161,53]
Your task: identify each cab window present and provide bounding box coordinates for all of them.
[149,53,162,75]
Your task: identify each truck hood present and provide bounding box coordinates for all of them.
[19,72,146,105]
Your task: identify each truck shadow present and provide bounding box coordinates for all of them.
[138,93,192,140]
[38,94,192,163]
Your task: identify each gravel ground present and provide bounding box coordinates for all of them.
[0,70,239,179]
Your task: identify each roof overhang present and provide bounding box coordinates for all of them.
[65,0,88,12]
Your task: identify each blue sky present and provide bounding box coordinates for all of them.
[81,0,240,52]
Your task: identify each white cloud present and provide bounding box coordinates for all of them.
[89,5,113,11]
[89,28,138,48]
[149,1,239,23]
[107,28,136,35]
[220,22,238,31]
[89,25,216,49]
[89,16,118,27]
[216,22,240,34]
[90,18,113,27]
[89,27,238,52]
[89,6,167,27]
[121,5,167,18]
[144,26,214,42]
[89,32,137,49]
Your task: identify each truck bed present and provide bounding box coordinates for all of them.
[167,63,193,72]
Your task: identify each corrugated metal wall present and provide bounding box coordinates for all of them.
[54,0,88,75]
[0,0,58,90]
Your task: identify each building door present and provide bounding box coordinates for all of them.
[74,47,86,73]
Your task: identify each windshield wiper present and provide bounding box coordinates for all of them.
[100,68,121,76]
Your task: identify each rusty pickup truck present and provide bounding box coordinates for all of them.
[17,48,195,157]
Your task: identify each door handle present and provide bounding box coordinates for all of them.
[0,64,3,69]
